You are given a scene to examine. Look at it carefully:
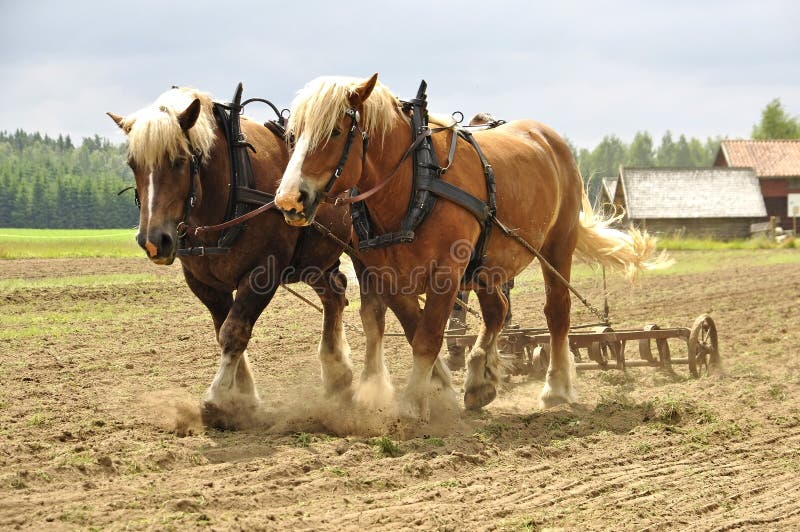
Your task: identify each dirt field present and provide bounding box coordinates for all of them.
[1,250,799,530]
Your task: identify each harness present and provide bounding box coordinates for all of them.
[175,83,284,256]
[329,80,499,279]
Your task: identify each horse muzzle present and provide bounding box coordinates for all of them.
[137,228,177,265]
[275,185,321,227]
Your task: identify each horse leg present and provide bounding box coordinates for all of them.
[444,290,469,371]
[306,263,353,396]
[203,273,276,429]
[463,286,508,410]
[353,289,394,409]
[181,265,232,341]
[400,287,459,421]
[383,293,453,394]
[539,238,578,408]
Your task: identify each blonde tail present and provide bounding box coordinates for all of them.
[575,189,672,279]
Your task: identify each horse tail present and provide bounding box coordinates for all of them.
[574,188,672,280]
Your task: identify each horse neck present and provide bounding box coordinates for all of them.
[359,117,415,231]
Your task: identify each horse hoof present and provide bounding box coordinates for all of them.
[201,397,262,431]
[201,402,239,431]
[322,365,353,395]
[464,383,497,410]
[538,390,573,409]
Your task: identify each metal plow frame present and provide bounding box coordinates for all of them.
[446,314,720,379]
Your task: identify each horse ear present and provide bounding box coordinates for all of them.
[107,112,126,130]
[349,73,379,106]
[178,98,202,131]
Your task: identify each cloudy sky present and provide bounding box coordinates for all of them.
[1,0,798,148]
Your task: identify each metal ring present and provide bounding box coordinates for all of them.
[280,108,290,119]
[452,111,464,124]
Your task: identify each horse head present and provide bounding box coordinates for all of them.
[275,74,385,226]
[108,88,216,264]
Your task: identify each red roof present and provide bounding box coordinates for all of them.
[719,139,800,177]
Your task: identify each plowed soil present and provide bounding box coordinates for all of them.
[1,251,799,531]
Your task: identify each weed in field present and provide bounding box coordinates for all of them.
[327,466,348,477]
[476,422,506,442]
[768,384,788,401]
[369,436,403,458]
[439,478,465,488]
[594,391,637,414]
[646,396,689,424]
[59,504,92,525]
[633,442,653,454]
[125,461,144,475]
[508,514,545,531]
[294,432,316,447]
[685,420,744,447]
[425,437,445,447]
[28,412,48,426]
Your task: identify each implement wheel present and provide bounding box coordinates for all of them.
[588,326,622,369]
[638,324,671,368]
[688,314,720,377]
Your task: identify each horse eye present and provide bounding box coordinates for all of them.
[331,128,341,138]
[171,157,186,170]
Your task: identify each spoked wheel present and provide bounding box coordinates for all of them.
[638,324,671,369]
[588,326,623,369]
[687,314,720,377]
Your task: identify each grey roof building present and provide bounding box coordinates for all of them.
[599,167,767,240]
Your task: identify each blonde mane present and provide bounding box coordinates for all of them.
[122,87,217,170]
[287,76,406,152]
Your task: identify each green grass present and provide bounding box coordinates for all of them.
[369,436,403,458]
[0,273,163,291]
[0,228,140,259]
[657,235,799,250]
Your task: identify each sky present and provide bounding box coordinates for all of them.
[1,0,798,149]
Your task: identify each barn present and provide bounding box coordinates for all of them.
[714,139,800,229]
[599,167,767,240]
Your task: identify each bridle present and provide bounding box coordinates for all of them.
[322,107,370,195]
[119,143,201,239]
[174,143,203,240]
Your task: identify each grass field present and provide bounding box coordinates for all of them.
[0,228,797,261]
[0,228,140,259]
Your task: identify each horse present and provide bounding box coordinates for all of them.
[273,74,666,420]
[107,87,354,428]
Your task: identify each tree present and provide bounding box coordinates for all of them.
[656,131,676,166]
[751,98,800,139]
[626,132,654,167]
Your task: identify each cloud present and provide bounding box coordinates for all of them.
[0,0,798,147]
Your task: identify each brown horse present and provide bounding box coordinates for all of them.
[274,74,665,420]
[107,87,353,428]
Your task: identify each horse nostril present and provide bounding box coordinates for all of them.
[136,232,147,250]
[297,190,308,208]
[159,232,174,255]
